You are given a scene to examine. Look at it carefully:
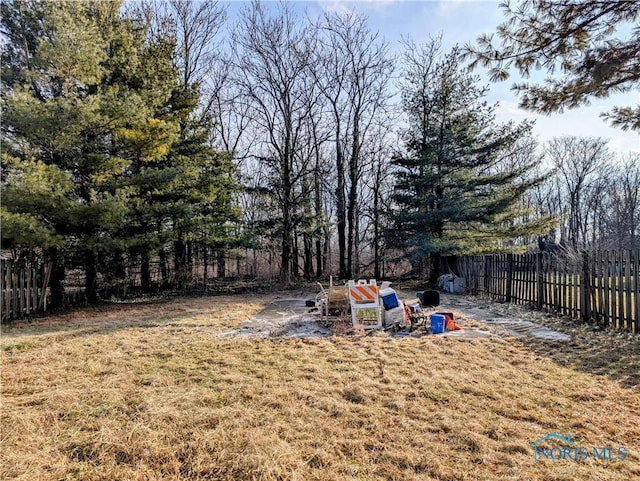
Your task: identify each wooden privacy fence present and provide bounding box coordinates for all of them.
[1,259,51,322]
[450,249,639,334]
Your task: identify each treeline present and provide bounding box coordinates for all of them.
[1,0,239,306]
[1,0,638,306]
[526,137,640,253]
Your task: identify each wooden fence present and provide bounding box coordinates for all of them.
[1,259,51,322]
[450,249,639,333]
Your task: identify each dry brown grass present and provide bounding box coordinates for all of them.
[476,299,640,391]
[1,293,640,480]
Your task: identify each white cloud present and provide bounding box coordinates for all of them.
[316,0,354,15]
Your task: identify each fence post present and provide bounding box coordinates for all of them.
[535,252,543,309]
[580,250,591,323]
[0,259,7,320]
[633,249,640,335]
[483,256,489,296]
[505,253,513,303]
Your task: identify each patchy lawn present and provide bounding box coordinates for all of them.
[1,293,639,480]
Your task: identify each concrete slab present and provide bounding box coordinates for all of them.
[218,292,571,341]
[218,298,331,339]
[437,293,571,341]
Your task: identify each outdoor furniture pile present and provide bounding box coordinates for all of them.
[314,278,460,333]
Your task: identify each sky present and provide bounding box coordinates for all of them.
[226,0,640,155]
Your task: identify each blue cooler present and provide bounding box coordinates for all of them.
[430,313,445,334]
[379,288,399,310]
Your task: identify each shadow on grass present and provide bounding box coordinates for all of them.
[0,278,295,330]
[518,320,640,392]
[452,296,640,392]
[0,292,276,347]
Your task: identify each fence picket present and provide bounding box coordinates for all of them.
[598,252,606,325]
[1,259,52,321]
[585,252,592,320]
[31,264,39,312]
[604,251,611,326]
[2,262,10,320]
[448,249,638,334]
[619,250,625,328]
[635,249,640,334]
[611,251,618,328]
[26,261,32,315]
[565,258,572,318]
[623,250,628,328]
[12,267,18,319]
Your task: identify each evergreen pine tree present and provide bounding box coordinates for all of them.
[391,42,552,283]
[1,0,240,301]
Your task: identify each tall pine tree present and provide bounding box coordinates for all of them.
[391,41,551,283]
[2,0,142,304]
[1,0,239,302]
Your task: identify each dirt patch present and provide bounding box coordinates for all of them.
[218,291,571,342]
[218,298,332,339]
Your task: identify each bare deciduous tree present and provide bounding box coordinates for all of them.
[316,11,394,279]
[232,0,320,284]
[544,136,612,248]
[604,154,640,249]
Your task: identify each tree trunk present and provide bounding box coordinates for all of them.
[174,239,186,289]
[85,249,98,304]
[336,139,347,279]
[280,147,293,285]
[354,203,361,277]
[217,250,226,278]
[292,228,300,278]
[428,252,440,286]
[323,224,331,278]
[186,241,193,283]
[303,232,313,280]
[373,193,381,280]
[203,246,208,290]
[314,178,324,278]
[47,247,66,309]
[301,174,314,280]
[315,238,323,278]
[159,248,168,286]
[141,251,150,291]
[112,249,127,297]
[347,117,360,279]
[281,226,292,285]
[280,195,293,285]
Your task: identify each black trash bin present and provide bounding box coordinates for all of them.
[417,290,440,307]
